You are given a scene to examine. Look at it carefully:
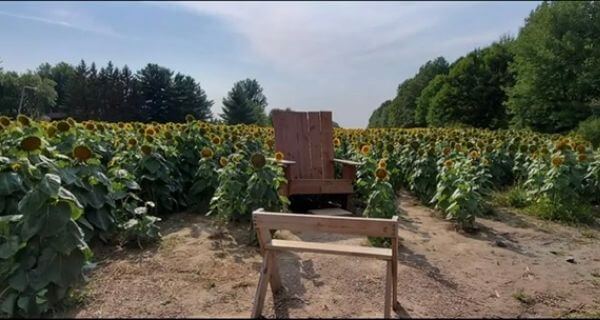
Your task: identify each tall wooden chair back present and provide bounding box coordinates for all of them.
[271,110,335,180]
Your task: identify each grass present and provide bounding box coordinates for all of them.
[512,289,535,305]
[491,185,529,209]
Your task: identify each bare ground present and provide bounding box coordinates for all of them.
[63,192,600,318]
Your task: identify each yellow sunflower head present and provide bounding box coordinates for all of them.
[219,156,228,167]
[164,131,173,140]
[46,125,57,138]
[212,136,222,145]
[360,144,371,155]
[200,147,214,159]
[85,122,96,131]
[444,159,454,169]
[576,144,586,154]
[17,115,31,127]
[333,138,341,147]
[73,145,92,162]
[251,153,266,169]
[0,116,11,127]
[578,154,587,162]
[145,127,155,136]
[551,155,564,167]
[468,150,480,160]
[375,167,388,181]
[274,151,284,162]
[20,136,42,151]
[145,135,154,143]
[128,138,138,147]
[141,145,153,156]
[377,158,387,169]
[57,121,71,132]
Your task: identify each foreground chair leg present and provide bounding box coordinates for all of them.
[251,251,274,318]
[384,260,392,318]
[269,252,282,295]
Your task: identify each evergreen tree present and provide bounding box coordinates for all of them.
[221,79,268,125]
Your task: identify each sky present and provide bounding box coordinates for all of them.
[0,1,540,128]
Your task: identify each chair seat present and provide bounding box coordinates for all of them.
[266,239,393,260]
[288,179,354,195]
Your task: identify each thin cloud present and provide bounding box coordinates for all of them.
[0,9,125,39]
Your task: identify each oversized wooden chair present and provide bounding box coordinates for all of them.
[270,110,361,210]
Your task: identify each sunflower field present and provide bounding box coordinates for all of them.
[1,114,599,317]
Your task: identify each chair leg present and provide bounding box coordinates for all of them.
[392,240,399,311]
[251,251,273,318]
[269,252,282,295]
[384,260,392,318]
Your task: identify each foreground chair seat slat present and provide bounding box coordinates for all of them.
[266,239,393,260]
[251,209,399,318]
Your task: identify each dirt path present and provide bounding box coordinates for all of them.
[65,193,600,318]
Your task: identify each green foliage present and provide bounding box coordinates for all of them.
[427,39,514,129]
[577,117,600,148]
[369,57,449,128]
[507,1,600,132]
[221,79,268,125]
[363,178,397,247]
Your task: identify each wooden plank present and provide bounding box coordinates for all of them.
[253,210,398,238]
[391,215,398,312]
[297,113,312,179]
[308,112,323,179]
[341,163,357,181]
[273,111,300,180]
[384,260,392,318]
[256,226,281,295]
[333,158,364,166]
[251,251,273,318]
[320,111,335,179]
[266,239,392,260]
[288,179,353,195]
[266,158,296,165]
[308,208,353,216]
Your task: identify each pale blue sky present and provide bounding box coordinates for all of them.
[0,1,540,127]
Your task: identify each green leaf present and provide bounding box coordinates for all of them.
[0,236,24,259]
[0,292,18,316]
[0,172,24,196]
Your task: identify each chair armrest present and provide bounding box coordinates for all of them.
[266,158,297,165]
[333,158,363,166]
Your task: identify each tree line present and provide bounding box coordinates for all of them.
[0,60,271,125]
[369,1,600,135]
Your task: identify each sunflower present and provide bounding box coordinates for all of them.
[73,145,93,162]
[378,158,387,169]
[360,144,371,155]
[444,159,454,169]
[275,151,284,162]
[20,136,42,151]
[164,131,173,140]
[0,116,10,126]
[468,150,480,160]
[212,136,222,145]
[128,138,138,146]
[67,117,76,126]
[56,121,70,132]
[375,167,388,180]
[219,156,228,167]
[145,135,154,143]
[145,127,155,136]
[141,145,153,156]
[85,122,95,131]
[46,125,57,138]
[251,153,266,169]
[201,147,214,159]
[386,143,395,153]
[551,155,564,167]
[576,144,586,154]
[578,154,587,162]
[17,115,31,127]
[333,138,341,147]
[442,147,452,157]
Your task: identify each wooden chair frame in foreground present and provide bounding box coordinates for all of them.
[251,209,399,318]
